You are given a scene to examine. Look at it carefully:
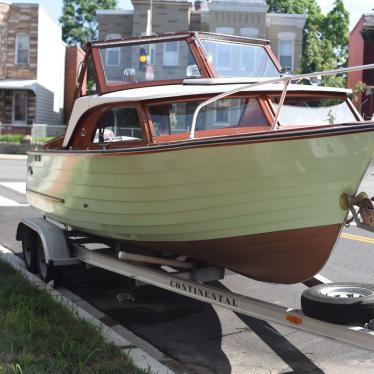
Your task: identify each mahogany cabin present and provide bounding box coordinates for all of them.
[44,32,361,151]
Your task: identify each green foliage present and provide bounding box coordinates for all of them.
[0,259,148,374]
[350,81,367,103]
[268,0,349,87]
[0,135,24,143]
[59,0,118,47]
[0,135,53,144]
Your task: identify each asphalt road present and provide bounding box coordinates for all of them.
[1,157,374,374]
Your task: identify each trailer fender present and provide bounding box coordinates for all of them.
[16,218,79,266]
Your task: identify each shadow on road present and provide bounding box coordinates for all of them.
[62,267,232,374]
[215,282,324,374]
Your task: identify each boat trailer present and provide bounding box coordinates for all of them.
[15,206,374,352]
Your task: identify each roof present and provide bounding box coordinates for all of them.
[0,80,37,93]
[62,82,351,147]
[364,13,374,29]
[96,9,133,15]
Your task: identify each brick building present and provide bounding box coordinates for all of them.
[348,13,374,120]
[0,1,65,130]
[96,0,306,71]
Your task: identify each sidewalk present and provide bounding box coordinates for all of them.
[0,154,27,160]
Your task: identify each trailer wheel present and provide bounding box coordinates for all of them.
[35,236,57,284]
[301,282,374,325]
[21,228,37,273]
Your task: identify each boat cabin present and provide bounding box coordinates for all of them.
[45,32,362,151]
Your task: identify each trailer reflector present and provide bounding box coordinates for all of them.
[287,315,303,325]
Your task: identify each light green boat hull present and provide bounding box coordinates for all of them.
[26,130,374,283]
[27,132,373,241]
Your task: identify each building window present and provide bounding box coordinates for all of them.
[163,41,179,66]
[277,32,295,70]
[216,43,232,71]
[240,27,259,38]
[279,40,293,69]
[105,33,121,66]
[12,91,28,124]
[215,27,234,35]
[15,33,29,64]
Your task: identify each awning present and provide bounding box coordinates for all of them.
[0,80,38,93]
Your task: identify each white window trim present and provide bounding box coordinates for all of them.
[15,33,29,65]
[277,32,296,70]
[105,33,121,67]
[12,91,28,124]
[163,42,180,67]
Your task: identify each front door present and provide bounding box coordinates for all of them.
[12,91,28,124]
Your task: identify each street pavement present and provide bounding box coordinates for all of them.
[1,157,374,374]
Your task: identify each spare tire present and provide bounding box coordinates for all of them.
[301,282,374,325]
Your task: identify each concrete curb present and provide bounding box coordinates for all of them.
[0,245,175,374]
[0,154,27,160]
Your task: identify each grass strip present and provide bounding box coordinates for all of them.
[0,135,54,143]
[0,259,149,374]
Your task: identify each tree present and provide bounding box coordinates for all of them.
[267,0,349,87]
[322,0,349,66]
[59,0,118,47]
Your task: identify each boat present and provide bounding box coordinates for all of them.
[26,32,374,284]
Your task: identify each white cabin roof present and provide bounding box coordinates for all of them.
[62,82,351,147]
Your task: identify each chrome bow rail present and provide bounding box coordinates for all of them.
[189,63,374,139]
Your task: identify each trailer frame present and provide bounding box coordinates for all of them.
[16,216,374,352]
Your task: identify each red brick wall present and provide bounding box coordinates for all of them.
[64,46,87,123]
[347,16,364,94]
[0,3,10,79]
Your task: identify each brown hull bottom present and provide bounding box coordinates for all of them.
[127,224,342,284]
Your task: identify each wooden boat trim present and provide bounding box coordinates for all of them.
[64,91,353,149]
[38,122,374,156]
[68,102,152,150]
[86,32,281,95]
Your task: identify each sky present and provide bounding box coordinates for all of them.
[7,0,374,31]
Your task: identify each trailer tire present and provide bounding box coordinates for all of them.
[35,235,55,283]
[21,228,37,273]
[301,282,374,325]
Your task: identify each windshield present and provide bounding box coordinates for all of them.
[200,39,279,78]
[271,97,358,126]
[99,40,201,86]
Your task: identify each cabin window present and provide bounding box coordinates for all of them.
[99,40,200,85]
[270,97,359,126]
[92,107,143,143]
[148,97,268,136]
[201,40,279,78]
